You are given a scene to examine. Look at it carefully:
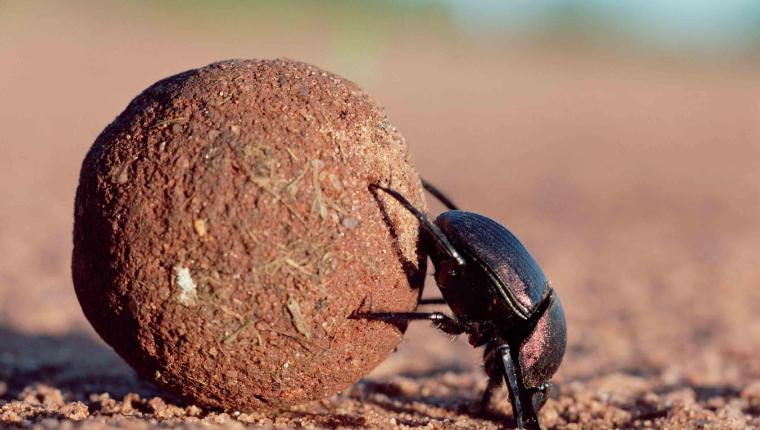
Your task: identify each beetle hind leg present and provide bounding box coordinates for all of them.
[370,184,465,266]
[421,178,460,211]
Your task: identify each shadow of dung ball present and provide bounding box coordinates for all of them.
[72,59,427,411]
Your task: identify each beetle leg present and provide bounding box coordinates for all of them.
[418,297,447,305]
[421,178,460,211]
[497,344,541,430]
[479,376,502,410]
[529,383,550,411]
[354,311,467,336]
[370,184,465,266]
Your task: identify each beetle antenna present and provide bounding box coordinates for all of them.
[421,179,460,211]
[370,184,465,266]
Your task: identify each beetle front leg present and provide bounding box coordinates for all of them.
[497,344,542,430]
[353,311,467,336]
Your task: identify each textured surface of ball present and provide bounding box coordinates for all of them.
[72,59,426,410]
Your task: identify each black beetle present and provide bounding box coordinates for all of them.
[362,180,567,430]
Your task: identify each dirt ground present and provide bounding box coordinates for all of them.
[2,2,760,429]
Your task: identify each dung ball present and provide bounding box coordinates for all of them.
[72,59,426,410]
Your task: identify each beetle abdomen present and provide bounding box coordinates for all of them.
[435,211,548,319]
[519,294,566,387]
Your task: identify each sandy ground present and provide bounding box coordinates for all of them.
[2,2,760,429]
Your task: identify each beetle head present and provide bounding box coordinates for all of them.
[530,383,551,411]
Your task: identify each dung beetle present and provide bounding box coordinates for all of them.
[362,180,566,430]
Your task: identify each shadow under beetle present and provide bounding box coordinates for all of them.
[361,181,567,430]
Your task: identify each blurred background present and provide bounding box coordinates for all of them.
[1,0,760,427]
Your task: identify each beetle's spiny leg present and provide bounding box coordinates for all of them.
[421,178,460,211]
[370,184,465,266]
[354,311,467,336]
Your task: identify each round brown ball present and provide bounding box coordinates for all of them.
[72,59,426,410]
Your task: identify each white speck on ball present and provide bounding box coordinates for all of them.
[173,265,197,306]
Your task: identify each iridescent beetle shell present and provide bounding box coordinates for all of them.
[433,211,566,388]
